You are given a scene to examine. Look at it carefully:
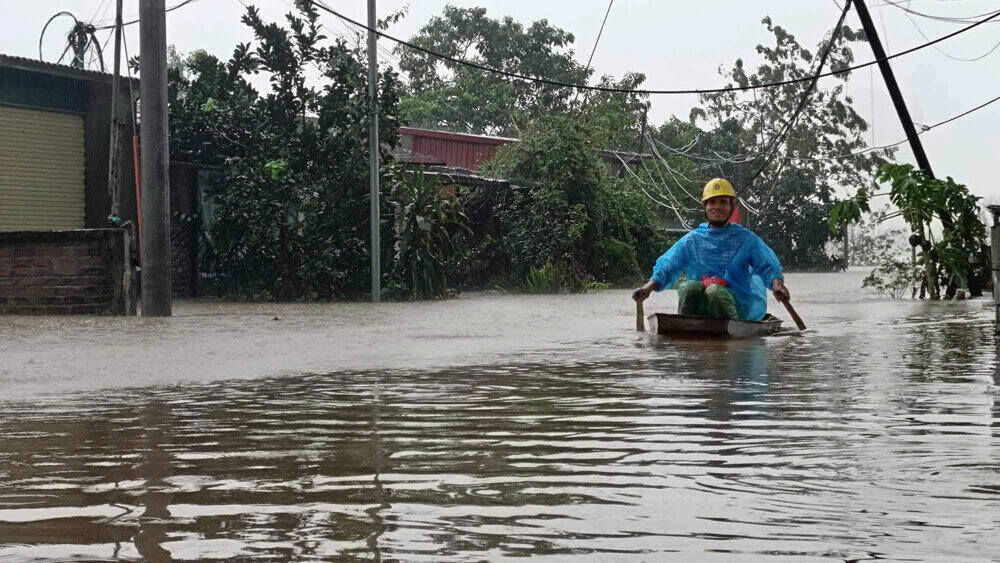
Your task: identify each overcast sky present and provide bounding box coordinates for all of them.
[6,1,1000,201]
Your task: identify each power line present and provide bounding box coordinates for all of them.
[88,0,113,26]
[747,0,854,187]
[880,0,1000,24]
[305,0,1000,96]
[95,0,201,30]
[652,86,1000,165]
[783,90,1000,162]
[898,5,1000,61]
[584,0,614,73]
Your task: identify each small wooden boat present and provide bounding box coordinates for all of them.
[646,312,783,338]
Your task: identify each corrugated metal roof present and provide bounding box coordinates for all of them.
[421,166,511,188]
[0,53,137,85]
[399,126,654,172]
[400,127,517,145]
[390,145,447,166]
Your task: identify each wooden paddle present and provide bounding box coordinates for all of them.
[636,300,645,332]
[777,296,806,330]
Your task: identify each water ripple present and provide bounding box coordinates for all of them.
[2,302,999,560]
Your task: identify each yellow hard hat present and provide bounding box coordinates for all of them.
[701,178,736,202]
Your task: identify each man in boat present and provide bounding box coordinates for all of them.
[631,178,790,321]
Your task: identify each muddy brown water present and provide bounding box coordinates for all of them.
[1,270,998,561]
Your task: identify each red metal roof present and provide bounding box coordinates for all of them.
[397,126,654,173]
[399,127,515,171]
[398,127,515,145]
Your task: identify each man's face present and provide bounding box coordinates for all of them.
[704,196,733,225]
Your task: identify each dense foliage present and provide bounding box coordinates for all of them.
[165,4,983,301]
[396,5,590,136]
[389,169,469,299]
[447,116,671,291]
[396,4,649,149]
[168,1,402,299]
[641,17,893,270]
[831,163,990,298]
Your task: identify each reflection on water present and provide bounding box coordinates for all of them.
[1,303,998,560]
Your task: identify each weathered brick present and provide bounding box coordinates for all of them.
[11,257,49,268]
[0,230,130,315]
[0,305,43,314]
[35,247,72,259]
[47,285,89,297]
[10,267,45,277]
[64,275,107,286]
[6,296,41,306]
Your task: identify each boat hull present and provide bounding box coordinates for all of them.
[647,313,782,338]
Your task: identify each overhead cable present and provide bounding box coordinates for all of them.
[39,12,78,62]
[898,6,1000,61]
[880,0,1000,24]
[747,0,854,187]
[784,91,1000,162]
[584,0,615,73]
[95,0,201,30]
[305,0,1000,95]
[656,89,1000,166]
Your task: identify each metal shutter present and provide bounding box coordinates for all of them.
[0,105,85,231]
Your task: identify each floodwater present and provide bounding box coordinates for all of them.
[1,270,998,561]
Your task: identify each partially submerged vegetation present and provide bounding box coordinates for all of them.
[163,2,984,301]
[831,163,989,299]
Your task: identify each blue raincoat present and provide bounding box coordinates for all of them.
[650,223,783,321]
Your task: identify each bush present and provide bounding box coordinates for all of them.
[173,4,402,300]
[594,177,673,284]
[862,257,922,298]
[591,239,640,286]
[388,169,469,299]
[447,115,675,292]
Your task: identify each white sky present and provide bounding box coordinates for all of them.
[5,1,1000,202]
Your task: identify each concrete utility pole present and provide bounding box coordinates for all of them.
[139,0,172,316]
[853,0,934,178]
[107,0,124,219]
[367,0,381,303]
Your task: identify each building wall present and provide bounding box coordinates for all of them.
[0,62,138,231]
[0,229,132,315]
[83,77,139,230]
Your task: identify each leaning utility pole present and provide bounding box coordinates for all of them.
[853,0,934,178]
[139,0,172,315]
[367,0,381,303]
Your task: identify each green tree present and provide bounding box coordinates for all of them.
[396,5,591,136]
[457,115,669,290]
[580,72,650,151]
[390,168,470,299]
[831,163,989,298]
[682,16,892,269]
[844,206,906,267]
[169,0,403,299]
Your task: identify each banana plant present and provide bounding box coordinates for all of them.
[390,168,471,299]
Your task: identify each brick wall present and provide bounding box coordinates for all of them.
[0,229,133,315]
